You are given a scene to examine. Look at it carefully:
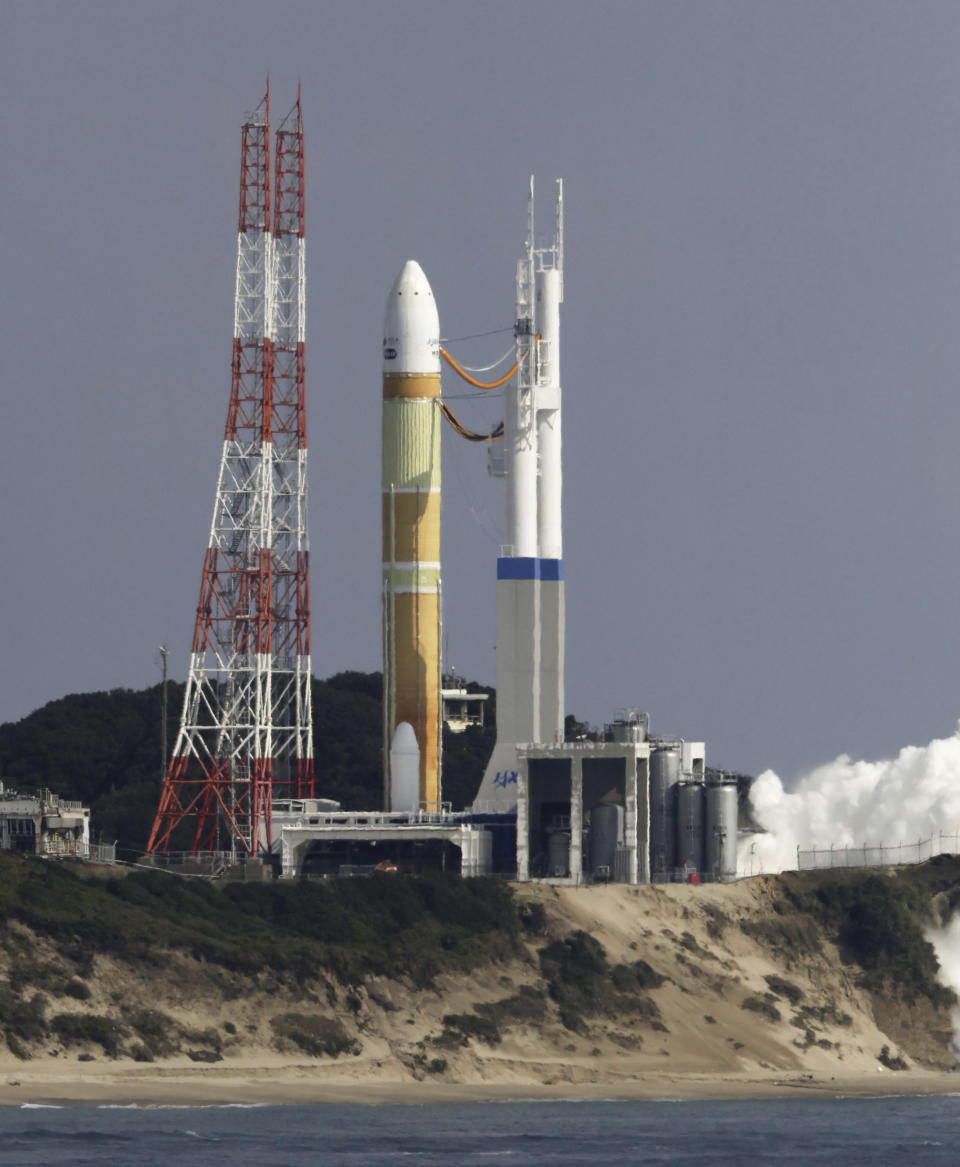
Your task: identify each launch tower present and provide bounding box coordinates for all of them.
[147,87,314,858]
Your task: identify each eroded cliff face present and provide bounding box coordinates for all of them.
[1,864,956,1088]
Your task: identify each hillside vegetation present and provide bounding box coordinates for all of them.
[0,852,958,1083]
[0,672,496,857]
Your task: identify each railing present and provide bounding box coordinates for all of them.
[143,850,238,876]
[797,833,960,871]
[650,866,732,884]
[276,807,457,830]
[35,838,115,864]
[468,803,519,816]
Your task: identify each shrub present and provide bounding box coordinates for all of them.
[799,1002,853,1028]
[519,901,548,935]
[440,1012,501,1047]
[474,987,547,1028]
[126,1009,180,1058]
[740,916,822,957]
[611,961,665,993]
[51,1014,121,1057]
[6,1032,27,1060]
[878,1044,908,1071]
[270,1014,359,1058]
[763,975,803,1004]
[0,991,48,1044]
[9,960,62,995]
[558,1004,587,1034]
[679,933,716,961]
[740,996,782,1023]
[540,932,663,1032]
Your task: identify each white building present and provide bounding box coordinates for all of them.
[0,785,93,859]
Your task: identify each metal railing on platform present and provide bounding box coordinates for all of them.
[797,832,960,871]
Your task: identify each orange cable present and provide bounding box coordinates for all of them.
[439,400,504,443]
[439,333,540,390]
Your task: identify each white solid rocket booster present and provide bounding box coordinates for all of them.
[475,178,564,810]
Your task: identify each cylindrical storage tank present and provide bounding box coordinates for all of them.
[590,803,624,877]
[705,782,739,882]
[649,749,680,880]
[676,781,705,877]
[389,722,420,813]
[609,712,648,744]
[547,831,570,878]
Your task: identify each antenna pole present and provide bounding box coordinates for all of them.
[159,645,168,784]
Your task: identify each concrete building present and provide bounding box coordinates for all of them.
[271,800,492,879]
[441,678,489,733]
[513,731,707,885]
[0,786,93,859]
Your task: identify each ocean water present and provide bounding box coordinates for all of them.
[0,1096,957,1166]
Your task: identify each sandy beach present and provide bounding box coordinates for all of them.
[0,1058,957,1108]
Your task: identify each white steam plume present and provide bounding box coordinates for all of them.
[925,916,960,1057]
[739,726,960,875]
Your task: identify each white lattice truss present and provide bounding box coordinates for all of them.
[149,94,314,856]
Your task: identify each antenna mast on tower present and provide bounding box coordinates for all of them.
[147,86,315,858]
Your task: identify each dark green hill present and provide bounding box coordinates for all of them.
[0,673,496,859]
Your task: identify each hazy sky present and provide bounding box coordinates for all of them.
[3,1,960,784]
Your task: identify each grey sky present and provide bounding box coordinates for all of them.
[2,1,959,784]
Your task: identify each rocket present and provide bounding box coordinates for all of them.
[475,178,565,809]
[382,260,442,812]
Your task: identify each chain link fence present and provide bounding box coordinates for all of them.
[797,832,960,871]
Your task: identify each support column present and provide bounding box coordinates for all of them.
[280,832,297,879]
[570,755,583,885]
[625,752,639,885]
[636,754,649,883]
[517,758,529,881]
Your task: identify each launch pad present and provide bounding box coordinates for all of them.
[146,94,729,886]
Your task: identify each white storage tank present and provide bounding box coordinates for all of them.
[675,781,705,876]
[607,709,649,743]
[547,831,570,878]
[705,781,738,882]
[649,748,680,880]
[590,803,624,877]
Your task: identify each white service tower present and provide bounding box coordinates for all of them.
[475,178,564,811]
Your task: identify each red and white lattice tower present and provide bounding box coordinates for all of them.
[147,86,314,858]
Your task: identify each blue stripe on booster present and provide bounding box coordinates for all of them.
[496,558,537,580]
[496,558,564,581]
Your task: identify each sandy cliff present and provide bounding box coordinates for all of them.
[0,870,956,1105]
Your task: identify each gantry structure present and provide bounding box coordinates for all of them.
[147,86,314,857]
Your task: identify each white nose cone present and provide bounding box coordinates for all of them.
[383,260,440,375]
[389,721,421,813]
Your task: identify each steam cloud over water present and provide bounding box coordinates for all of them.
[740,727,960,875]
